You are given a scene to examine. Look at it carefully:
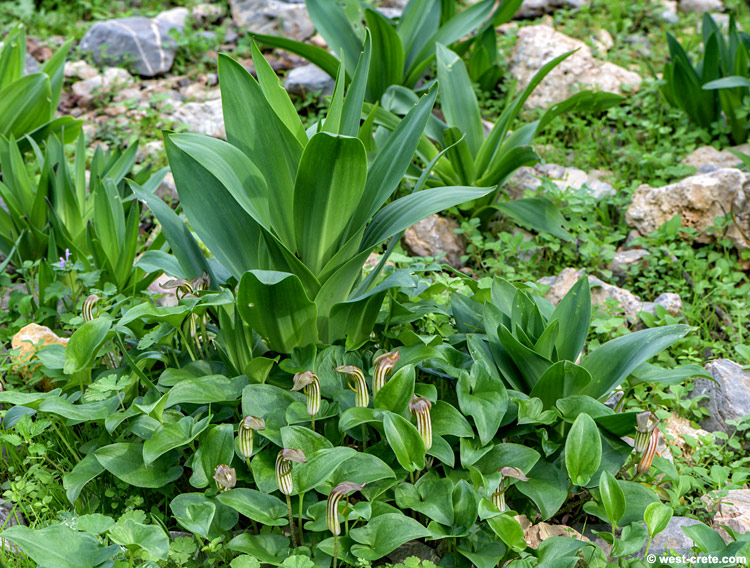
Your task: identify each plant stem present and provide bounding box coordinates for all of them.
[333,533,339,568]
[298,493,305,547]
[286,494,298,548]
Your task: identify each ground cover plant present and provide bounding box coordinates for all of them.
[1,1,750,568]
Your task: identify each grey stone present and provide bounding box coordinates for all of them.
[681,144,749,173]
[193,3,227,25]
[515,0,589,19]
[229,0,314,41]
[403,214,467,268]
[506,163,615,199]
[626,168,750,255]
[702,489,750,537]
[660,0,680,23]
[171,98,225,139]
[80,17,180,77]
[285,64,334,97]
[648,517,704,556]
[155,7,190,30]
[1,499,27,552]
[692,359,750,434]
[388,541,440,565]
[680,0,724,13]
[25,53,40,74]
[609,249,650,278]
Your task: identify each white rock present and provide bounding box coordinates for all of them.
[510,25,642,109]
[609,249,650,277]
[228,0,314,41]
[680,0,724,13]
[402,214,466,268]
[64,60,99,80]
[155,7,190,30]
[626,168,750,254]
[702,490,750,537]
[172,99,225,139]
[193,3,226,24]
[507,163,615,199]
[514,0,589,19]
[660,0,680,23]
[681,144,749,172]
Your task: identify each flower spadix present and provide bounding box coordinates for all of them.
[491,466,528,512]
[292,371,321,417]
[326,481,365,535]
[275,448,306,495]
[409,396,432,451]
[238,415,265,459]
[372,351,399,397]
[336,365,369,408]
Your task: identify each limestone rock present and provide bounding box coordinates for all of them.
[523,521,589,549]
[649,517,705,556]
[155,7,190,30]
[403,214,466,268]
[72,67,134,104]
[506,163,615,199]
[64,60,99,80]
[80,17,181,77]
[172,98,225,139]
[387,541,441,565]
[609,249,650,278]
[663,414,713,457]
[509,25,642,109]
[11,323,69,384]
[641,293,683,318]
[515,0,589,19]
[626,168,750,253]
[0,499,26,552]
[681,145,748,173]
[193,3,227,25]
[692,359,750,435]
[680,0,724,13]
[538,268,682,322]
[285,64,334,97]
[147,273,180,307]
[702,490,750,536]
[660,0,680,23]
[229,0,314,41]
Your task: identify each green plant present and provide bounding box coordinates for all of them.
[0,132,160,291]
[0,23,81,146]
[661,13,750,144]
[138,42,493,353]
[253,0,521,103]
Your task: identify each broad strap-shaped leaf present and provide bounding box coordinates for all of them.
[398,0,440,73]
[361,185,493,250]
[0,73,51,138]
[293,132,367,275]
[349,88,438,234]
[529,361,592,411]
[549,274,591,361]
[307,0,363,75]
[0,525,120,568]
[492,196,572,241]
[0,25,26,90]
[580,325,690,400]
[436,44,483,155]
[251,32,342,79]
[218,54,303,245]
[365,9,404,102]
[341,33,373,136]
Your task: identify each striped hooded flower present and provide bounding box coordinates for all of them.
[326,481,366,536]
[292,371,321,418]
[82,294,117,369]
[491,467,529,512]
[637,428,659,474]
[409,396,432,451]
[372,351,399,397]
[275,448,306,496]
[634,411,659,453]
[238,416,265,461]
[213,464,236,492]
[336,365,369,408]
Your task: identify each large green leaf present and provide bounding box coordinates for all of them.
[143,415,210,465]
[349,513,431,561]
[108,518,169,560]
[94,442,183,488]
[565,413,601,486]
[63,453,105,505]
[365,9,405,102]
[217,488,289,526]
[307,0,363,74]
[63,318,112,375]
[436,43,483,155]
[383,411,425,471]
[361,185,493,250]
[237,270,319,353]
[529,362,592,411]
[0,524,119,568]
[580,325,690,399]
[549,275,591,361]
[191,424,235,489]
[251,33,341,78]
[293,132,367,274]
[0,73,50,138]
[457,362,507,445]
[493,197,572,241]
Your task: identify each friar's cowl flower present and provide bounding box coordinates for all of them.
[213,464,236,492]
[372,351,399,397]
[636,428,659,474]
[409,395,433,451]
[326,481,365,535]
[238,416,265,459]
[336,365,369,408]
[275,448,306,495]
[491,467,529,512]
[292,371,321,417]
[634,410,659,453]
[82,294,101,322]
